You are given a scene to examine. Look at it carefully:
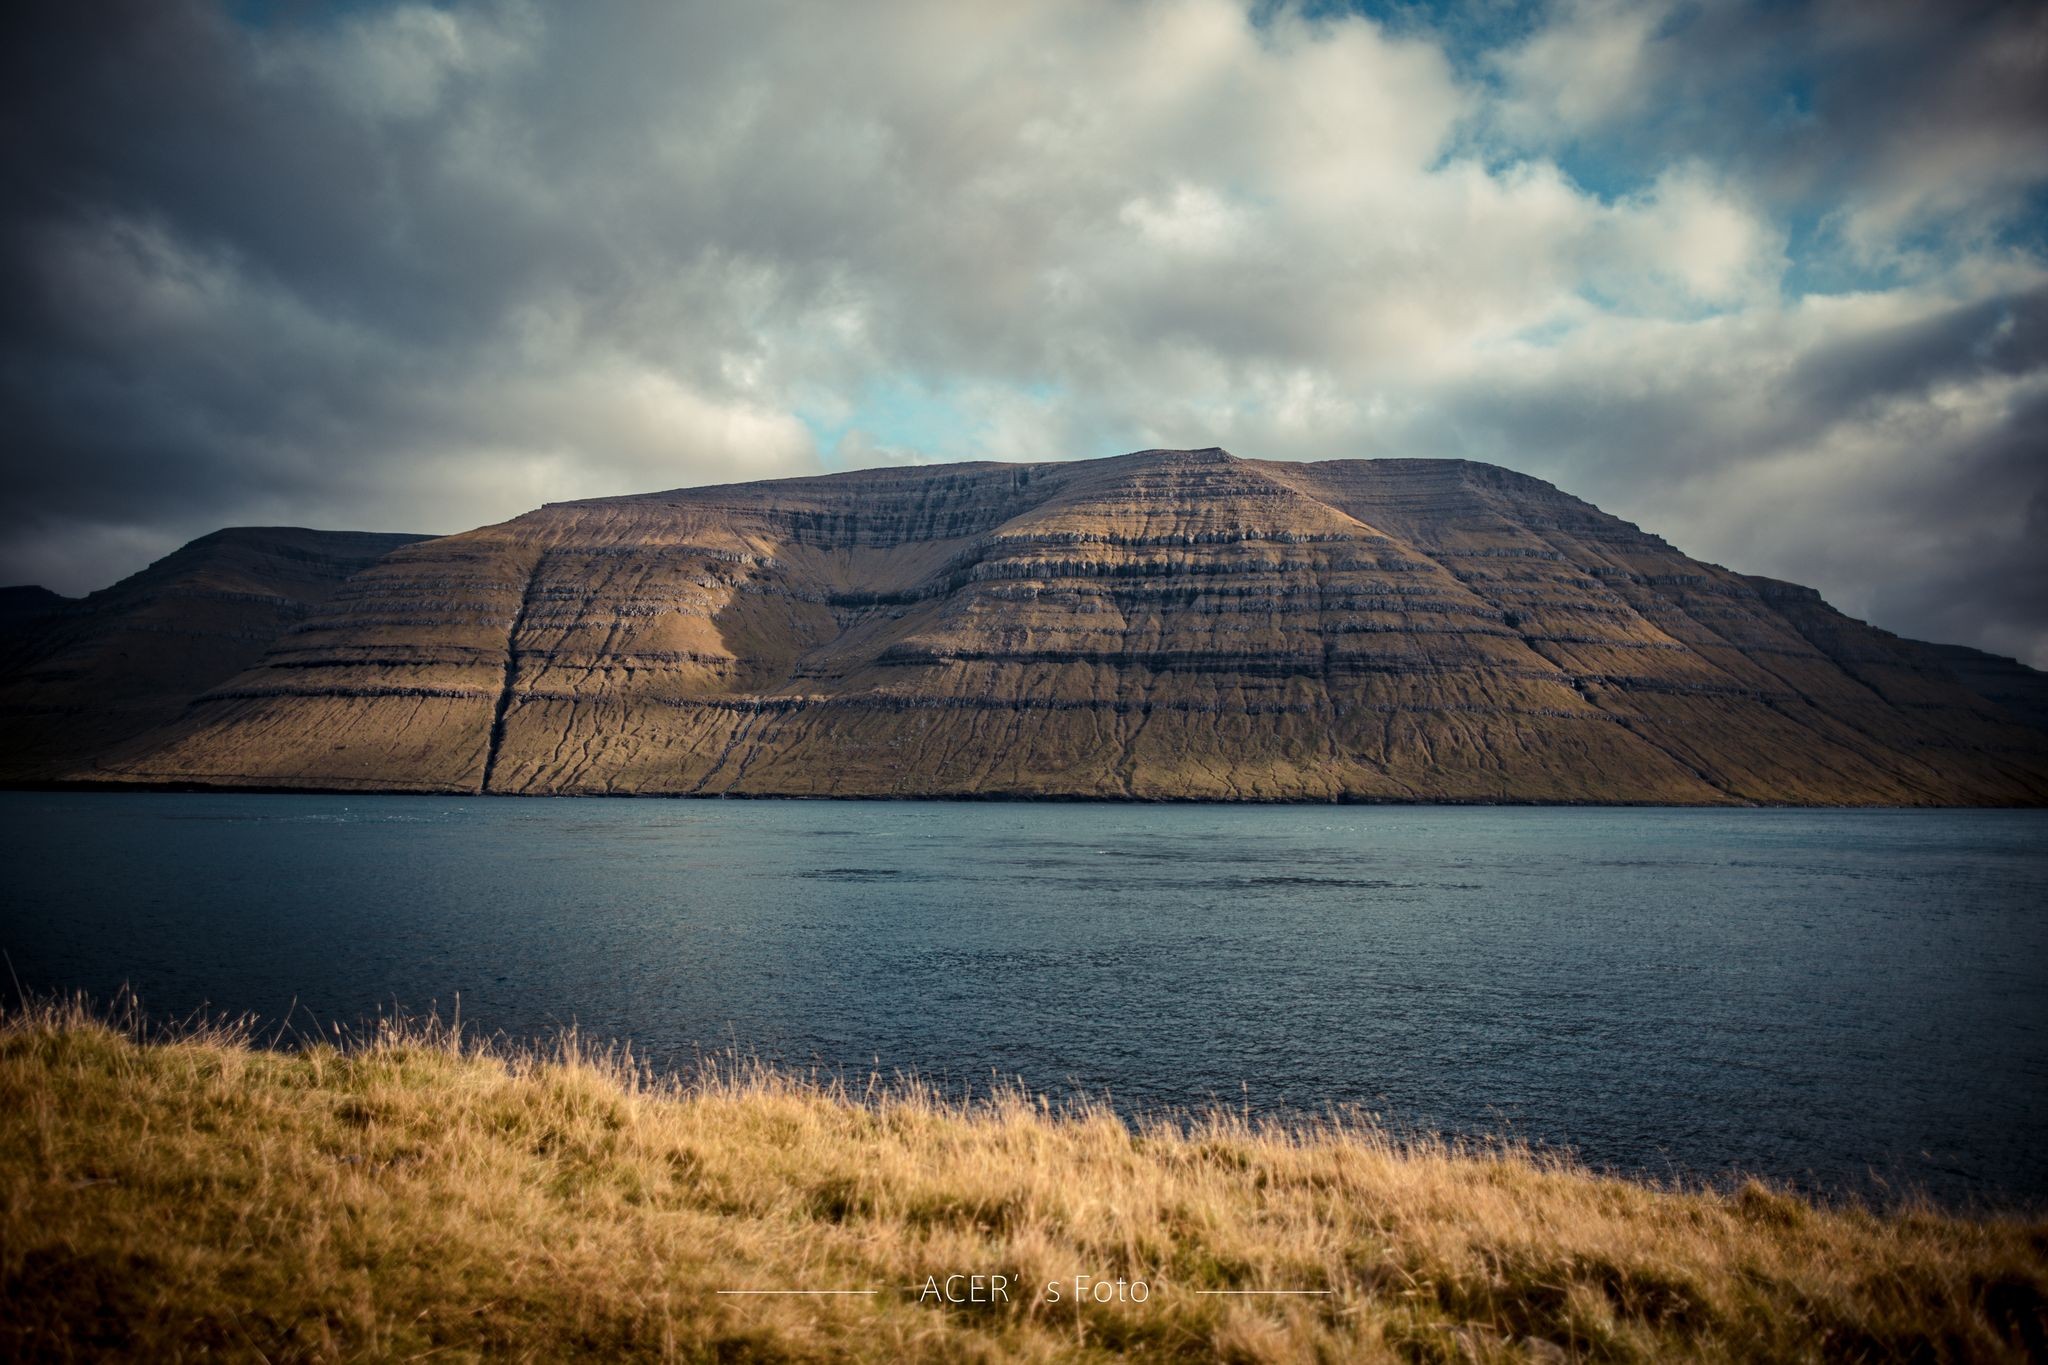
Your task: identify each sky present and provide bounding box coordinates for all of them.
[2,0,2044,664]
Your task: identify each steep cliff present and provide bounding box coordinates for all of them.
[49,451,2048,803]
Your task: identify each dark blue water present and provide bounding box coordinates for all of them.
[3,792,2044,1206]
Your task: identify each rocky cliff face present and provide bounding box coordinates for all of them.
[41,450,2048,803]
[0,528,431,782]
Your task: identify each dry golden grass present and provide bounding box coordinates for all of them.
[2,996,2043,1362]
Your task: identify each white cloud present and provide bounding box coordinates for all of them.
[1490,0,1677,141]
[1606,166,1784,309]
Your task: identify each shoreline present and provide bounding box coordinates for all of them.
[15,778,2048,810]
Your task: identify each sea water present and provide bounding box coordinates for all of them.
[2,792,2043,1205]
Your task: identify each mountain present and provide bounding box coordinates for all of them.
[0,585,73,630]
[1913,641,2048,734]
[28,449,2048,804]
[0,527,433,782]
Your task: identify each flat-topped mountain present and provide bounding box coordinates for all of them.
[23,449,2048,803]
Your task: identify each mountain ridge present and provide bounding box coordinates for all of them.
[11,450,2047,804]
[0,527,435,783]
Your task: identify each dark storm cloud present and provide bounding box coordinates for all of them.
[0,0,2044,666]
[0,1,829,574]
[1789,285,2048,416]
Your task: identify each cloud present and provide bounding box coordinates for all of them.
[0,0,2043,665]
[1489,0,1680,141]
[254,2,537,123]
[1487,0,2048,255]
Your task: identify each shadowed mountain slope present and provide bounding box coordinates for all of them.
[53,450,2048,803]
[1914,641,2048,734]
[0,528,433,782]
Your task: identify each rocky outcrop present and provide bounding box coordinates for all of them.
[0,528,432,782]
[42,450,2048,803]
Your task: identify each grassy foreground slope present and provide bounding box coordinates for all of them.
[3,1004,2044,1362]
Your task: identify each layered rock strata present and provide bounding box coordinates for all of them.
[48,450,2048,803]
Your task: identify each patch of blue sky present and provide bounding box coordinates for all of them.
[1779,214,1903,299]
[801,379,1066,468]
[2003,185,2048,259]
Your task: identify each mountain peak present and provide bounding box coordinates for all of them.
[13,455,2045,804]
